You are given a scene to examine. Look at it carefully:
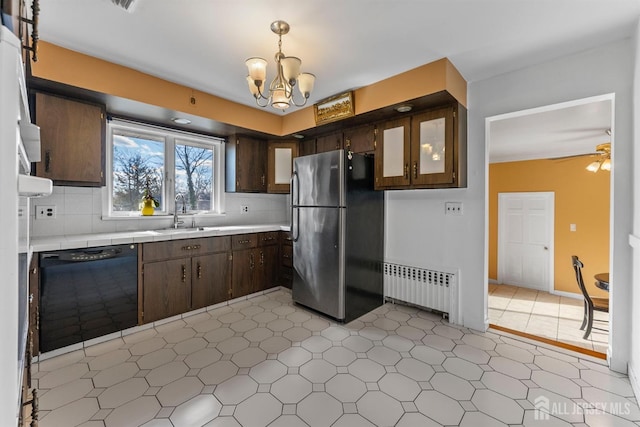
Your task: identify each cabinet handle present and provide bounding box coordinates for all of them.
[413,162,418,179]
[238,239,250,244]
[249,253,255,270]
[182,265,186,282]
[261,174,266,186]
[197,262,202,279]
[283,254,291,259]
[404,163,408,179]
[45,150,51,173]
[36,305,39,331]
[260,251,264,266]
[193,244,200,250]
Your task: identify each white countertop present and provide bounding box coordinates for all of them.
[31,224,291,252]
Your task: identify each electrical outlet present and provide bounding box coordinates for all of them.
[445,201,463,215]
[36,205,57,219]
[240,205,249,214]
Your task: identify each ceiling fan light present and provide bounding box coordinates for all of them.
[601,159,611,171]
[586,161,601,173]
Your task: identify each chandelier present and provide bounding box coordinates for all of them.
[245,20,316,110]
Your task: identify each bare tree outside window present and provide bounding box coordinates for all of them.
[175,143,213,212]
[112,134,164,212]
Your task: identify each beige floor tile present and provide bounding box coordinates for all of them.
[34,289,631,427]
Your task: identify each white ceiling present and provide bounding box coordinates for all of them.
[37,0,638,158]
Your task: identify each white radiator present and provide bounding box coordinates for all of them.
[383,262,458,321]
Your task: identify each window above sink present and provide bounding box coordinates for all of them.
[105,119,226,218]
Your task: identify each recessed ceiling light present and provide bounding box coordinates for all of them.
[395,105,412,113]
[292,134,304,139]
[172,117,191,125]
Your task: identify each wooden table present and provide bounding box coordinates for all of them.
[595,273,609,291]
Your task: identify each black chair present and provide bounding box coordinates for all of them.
[571,255,609,339]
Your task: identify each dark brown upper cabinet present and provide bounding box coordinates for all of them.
[226,135,267,193]
[298,138,317,157]
[267,140,298,194]
[344,124,376,154]
[375,103,466,190]
[315,131,343,153]
[34,92,106,186]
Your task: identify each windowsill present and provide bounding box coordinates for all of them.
[101,212,227,221]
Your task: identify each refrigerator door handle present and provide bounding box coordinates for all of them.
[291,171,300,242]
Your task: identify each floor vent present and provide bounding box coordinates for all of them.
[383,262,458,321]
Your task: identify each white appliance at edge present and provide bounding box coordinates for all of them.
[1,25,52,426]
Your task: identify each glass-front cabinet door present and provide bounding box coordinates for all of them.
[375,117,410,189]
[410,106,455,186]
[267,140,298,193]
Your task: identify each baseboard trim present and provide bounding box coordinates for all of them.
[629,363,640,402]
[549,289,582,300]
[489,324,606,360]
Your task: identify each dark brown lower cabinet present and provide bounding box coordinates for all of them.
[141,236,231,324]
[141,233,280,323]
[142,258,192,323]
[192,252,231,310]
[278,231,293,288]
[231,248,258,298]
[261,244,279,290]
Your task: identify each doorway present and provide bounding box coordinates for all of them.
[486,94,612,356]
[498,192,554,292]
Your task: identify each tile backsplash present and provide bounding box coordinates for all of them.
[31,186,290,237]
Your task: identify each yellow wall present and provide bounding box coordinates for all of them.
[31,42,466,137]
[489,157,610,297]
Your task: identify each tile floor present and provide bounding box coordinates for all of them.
[488,283,609,354]
[34,288,638,427]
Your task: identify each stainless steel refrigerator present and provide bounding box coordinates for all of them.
[291,149,384,322]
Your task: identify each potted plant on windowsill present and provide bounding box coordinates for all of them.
[141,178,160,216]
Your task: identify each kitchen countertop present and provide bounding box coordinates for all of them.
[31,224,291,252]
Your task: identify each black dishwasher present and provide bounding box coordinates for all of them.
[39,244,138,353]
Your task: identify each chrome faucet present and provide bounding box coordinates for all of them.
[173,193,186,228]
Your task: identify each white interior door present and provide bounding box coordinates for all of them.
[498,192,554,291]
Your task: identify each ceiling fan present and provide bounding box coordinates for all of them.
[584,142,611,172]
[551,129,611,173]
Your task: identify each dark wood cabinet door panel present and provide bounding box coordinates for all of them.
[232,249,256,298]
[192,253,230,310]
[142,259,191,323]
[298,139,316,157]
[344,124,376,154]
[235,136,267,192]
[260,245,279,290]
[316,132,343,153]
[34,92,105,186]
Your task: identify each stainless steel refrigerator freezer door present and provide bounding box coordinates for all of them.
[292,206,345,320]
[293,150,345,207]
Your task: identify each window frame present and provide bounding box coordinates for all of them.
[105,119,225,218]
